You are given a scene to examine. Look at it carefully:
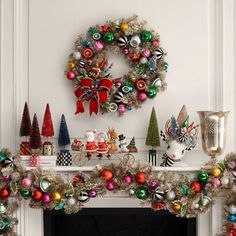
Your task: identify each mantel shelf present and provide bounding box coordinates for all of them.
[25,165,201,172]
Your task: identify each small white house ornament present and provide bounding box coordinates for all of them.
[160,105,199,167]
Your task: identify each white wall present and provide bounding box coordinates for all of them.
[0,0,236,235]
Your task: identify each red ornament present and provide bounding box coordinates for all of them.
[0,187,11,199]
[152,202,165,209]
[136,80,146,91]
[135,172,148,185]
[72,174,85,186]
[82,48,94,59]
[32,189,43,201]
[41,104,54,137]
[101,169,113,181]
[129,53,140,62]
[190,181,202,193]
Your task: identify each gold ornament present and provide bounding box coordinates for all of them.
[211,167,221,177]
[172,202,181,212]
[68,61,76,69]
[120,22,129,32]
[52,192,62,201]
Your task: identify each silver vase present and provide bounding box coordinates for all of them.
[197,111,229,158]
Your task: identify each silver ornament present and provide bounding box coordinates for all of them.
[166,191,175,201]
[129,189,135,196]
[220,176,229,185]
[78,191,90,203]
[113,91,128,104]
[73,52,81,60]
[130,35,141,48]
[117,36,129,48]
[192,202,200,209]
[229,204,236,214]
[67,197,77,207]
[108,103,118,112]
[153,48,164,60]
[140,57,148,64]
[153,188,165,200]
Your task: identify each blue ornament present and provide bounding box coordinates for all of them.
[171,116,179,136]
[55,202,64,210]
[228,214,236,222]
[148,55,157,72]
[83,39,90,47]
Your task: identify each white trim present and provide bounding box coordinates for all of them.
[0,0,3,147]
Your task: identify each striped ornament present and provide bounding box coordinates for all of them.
[153,48,163,60]
[117,36,129,48]
[78,60,86,68]
[160,153,175,167]
[78,191,90,203]
[153,188,165,200]
[113,91,124,104]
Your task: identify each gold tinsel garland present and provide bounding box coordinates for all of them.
[1,150,236,235]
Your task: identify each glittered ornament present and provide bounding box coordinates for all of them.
[152,39,160,48]
[140,57,148,64]
[148,180,158,189]
[211,178,221,187]
[120,22,129,31]
[135,186,149,200]
[94,41,104,50]
[42,194,51,204]
[67,71,76,80]
[101,169,113,181]
[201,195,211,206]
[136,80,146,91]
[211,167,221,177]
[135,172,148,185]
[130,35,141,48]
[73,52,81,60]
[153,187,165,200]
[20,189,31,199]
[228,214,236,222]
[40,178,51,192]
[140,31,152,42]
[21,178,32,189]
[129,53,141,62]
[0,188,10,199]
[52,192,62,201]
[142,48,151,58]
[89,189,97,198]
[0,218,10,234]
[190,181,202,193]
[166,191,176,201]
[117,36,129,48]
[220,176,229,185]
[67,197,77,207]
[106,182,116,191]
[78,191,90,203]
[32,189,43,201]
[148,87,157,98]
[198,171,209,183]
[103,32,115,44]
[68,61,76,69]
[82,48,94,59]
[138,92,147,102]
[229,204,236,214]
[172,202,181,212]
[123,175,133,185]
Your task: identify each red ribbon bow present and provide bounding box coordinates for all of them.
[228,225,236,236]
[74,77,112,115]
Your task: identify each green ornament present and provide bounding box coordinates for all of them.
[181,184,189,196]
[135,63,150,75]
[140,31,152,42]
[163,62,169,72]
[40,178,51,193]
[90,28,101,41]
[135,186,149,200]
[103,32,115,44]
[122,82,133,93]
[20,189,32,199]
[0,218,10,234]
[182,116,189,128]
[198,171,209,183]
[217,162,225,171]
[55,202,64,210]
[0,151,6,163]
[148,87,157,99]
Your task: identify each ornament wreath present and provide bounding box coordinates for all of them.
[66,15,168,116]
[0,149,236,235]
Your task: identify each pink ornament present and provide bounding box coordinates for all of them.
[67,71,76,80]
[89,189,97,198]
[118,104,127,113]
[123,48,129,55]
[115,82,122,88]
[94,41,104,50]
[87,59,93,66]
[211,178,221,187]
[138,92,147,102]
[106,182,116,191]
[21,178,32,188]
[149,180,158,189]
[123,175,133,185]
[142,49,151,58]
[3,175,10,181]
[152,39,160,48]
[42,194,51,204]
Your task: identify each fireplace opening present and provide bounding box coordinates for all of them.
[44,208,196,236]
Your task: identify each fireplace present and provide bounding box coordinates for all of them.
[43,208,196,236]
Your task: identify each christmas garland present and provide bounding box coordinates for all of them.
[0,149,235,235]
[65,15,168,116]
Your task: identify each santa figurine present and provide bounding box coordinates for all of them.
[97,131,109,160]
[118,134,129,153]
[85,130,97,159]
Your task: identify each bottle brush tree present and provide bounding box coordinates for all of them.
[41,104,54,138]
[29,114,42,151]
[58,114,71,150]
[19,102,32,139]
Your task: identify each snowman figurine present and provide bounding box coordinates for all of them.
[85,130,97,159]
[118,134,129,153]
